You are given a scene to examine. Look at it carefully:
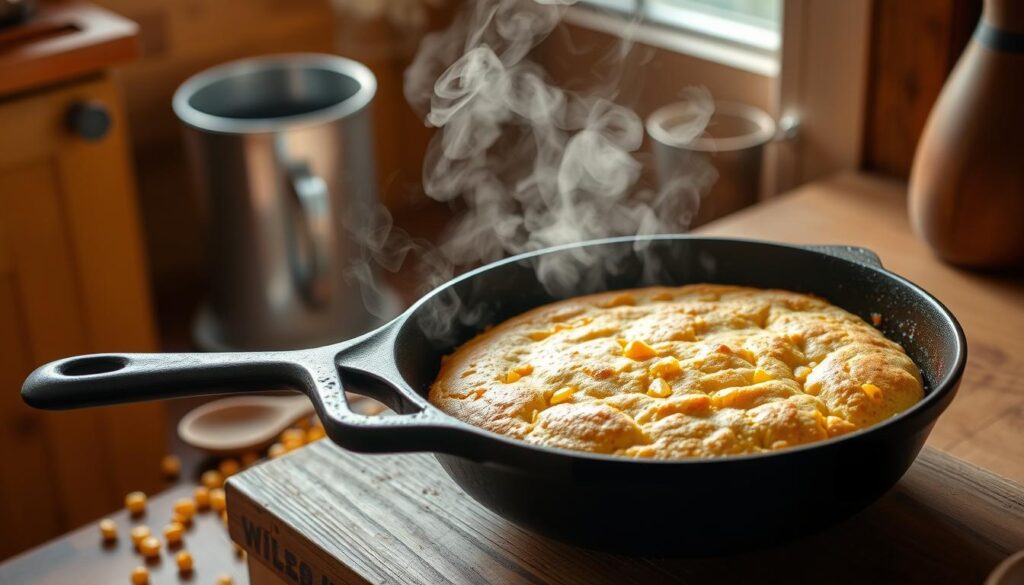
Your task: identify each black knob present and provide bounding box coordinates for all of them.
[66,101,112,141]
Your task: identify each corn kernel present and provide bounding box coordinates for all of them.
[210,488,227,512]
[281,428,305,450]
[268,443,287,459]
[716,344,733,354]
[240,451,260,467]
[527,330,552,341]
[738,349,757,364]
[647,378,672,398]
[164,522,184,546]
[99,518,117,542]
[794,365,812,382]
[125,491,147,516]
[753,369,773,383]
[294,416,312,430]
[173,498,196,520]
[602,293,635,307]
[861,383,883,401]
[515,364,534,376]
[549,386,578,405]
[503,370,522,383]
[130,526,150,547]
[233,543,245,558]
[651,291,673,301]
[139,536,160,558]
[193,486,210,510]
[649,356,682,378]
[201,470,224,489]
[175,551,193,573]
[130,566,149,585]
[160,455,181,480]
[218,458,240,478]
[170,512,190,527]
[622,339,657,361]
[305,425,326,443]
[217,576,234,585]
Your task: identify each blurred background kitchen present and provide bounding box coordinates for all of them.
[1,0,1019,562]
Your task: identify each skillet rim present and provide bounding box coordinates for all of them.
[382,234,968,466]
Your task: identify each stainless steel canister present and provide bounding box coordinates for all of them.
[647,101,780,227]
[174,54,385,350]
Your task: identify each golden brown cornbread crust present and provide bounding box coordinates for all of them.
[428,285,924,458]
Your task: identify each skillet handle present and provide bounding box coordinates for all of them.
[22,351,314,410]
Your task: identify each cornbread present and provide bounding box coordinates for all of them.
[428,284,924,458]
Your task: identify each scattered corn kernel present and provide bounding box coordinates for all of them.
[164,522,184,546]
[738,349,757,364]
[201,470,224,489]
[170,512,190,527]
[240,451,260,467]
[622,339,657,361]
[649,356,682,378]
[173,498,196,520]
[794,365,812,382]
[210,488,227,512]
[268,443,287,459]
[647,378,672,398]
[861,383,883,402]
[217,575,234,585]
[305,425,326,442]
[130,566,149,585]
[527,330,552,341]
[193,486,210,510]
[160,455,181,480]
[125,491,147,516]
[175,550,194,573]
[218,458,240,477]
[503,370,522,383]
[651,291,673,301]
[549,386,578,405]
[139,536,160,558]
[871,312,883,326]
[753,369,773,383]
[99,518,117,542]
[716,344,733,354]
[294,416,312,430]
[233,543,245,558]
[130,526,151,547]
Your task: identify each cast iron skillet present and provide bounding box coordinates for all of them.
[22,236,967,556]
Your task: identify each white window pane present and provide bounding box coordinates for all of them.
[644,0,781,50]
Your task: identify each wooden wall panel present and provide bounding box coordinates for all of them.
[862,0,981,178]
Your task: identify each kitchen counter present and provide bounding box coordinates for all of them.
[2,172,1021,582]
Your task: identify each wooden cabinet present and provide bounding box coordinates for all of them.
[0,64,166,562]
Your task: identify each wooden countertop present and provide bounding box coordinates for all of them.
[1,172,1021,582]
[694,173,1024,482]
[0,3,139,97]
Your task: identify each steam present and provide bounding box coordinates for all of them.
[350,0,717,341]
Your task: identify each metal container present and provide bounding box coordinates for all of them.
[174,54,384,350]
[647,101,778,227]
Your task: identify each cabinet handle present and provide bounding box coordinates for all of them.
[66,100,112,141]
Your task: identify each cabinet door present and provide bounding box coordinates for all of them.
[0,73,166,558]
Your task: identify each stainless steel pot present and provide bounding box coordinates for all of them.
[173,54,386,350]
[646,101,790,227]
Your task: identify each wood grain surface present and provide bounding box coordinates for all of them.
[696,173,1024,482]
[0,3,139,96]
[228,440,1024,585]
[0,483,248,585]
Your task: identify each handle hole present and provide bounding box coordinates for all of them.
[59,356,128,376]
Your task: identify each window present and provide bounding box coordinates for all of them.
[579,0,781,52]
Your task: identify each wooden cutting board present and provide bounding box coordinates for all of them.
[226,441,1024,585]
